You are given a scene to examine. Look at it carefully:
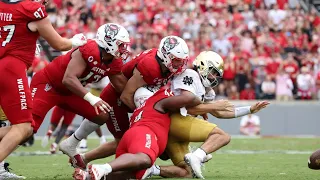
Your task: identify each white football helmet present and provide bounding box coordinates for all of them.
[193,51,224,87]
[96,23,130,60]
[157,36,189,74]
[134,86,155,108]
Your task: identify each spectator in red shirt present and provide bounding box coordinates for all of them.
[283,53,299,83]
[240,83,256,100]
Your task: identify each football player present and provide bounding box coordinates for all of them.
[0,0,87,161]
[60,36,190,170]
[88,85,201,180]
[30,23,129,162]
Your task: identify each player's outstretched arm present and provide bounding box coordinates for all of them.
[28,17,87,51]
[158,91,201,113]
[187,100,234,116]
[109,73,128,94]
[187,101,269,119]
[120,68,147,110]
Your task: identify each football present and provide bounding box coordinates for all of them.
[308,149,320,170]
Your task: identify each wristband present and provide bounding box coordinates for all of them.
[83,92,100,106]
[235,106,251,117]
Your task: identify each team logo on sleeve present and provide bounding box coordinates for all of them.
[104,24,119,42]
[183,76,193,86]
[161,37,179,54]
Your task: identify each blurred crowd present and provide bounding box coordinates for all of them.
[43,0,320,100]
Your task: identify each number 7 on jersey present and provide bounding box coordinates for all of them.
[0,25,15,47]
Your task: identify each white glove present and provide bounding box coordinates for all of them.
[71,33,87,48]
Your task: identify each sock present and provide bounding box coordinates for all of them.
[55,125,68,144]
[103,163,112,174]
[74,119,100,140]
[193,148,207,162]
[100,136,106,144]
[79,139,87,148]
[0,161,4,167]
[152,164,160,176]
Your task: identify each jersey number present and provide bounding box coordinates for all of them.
[34,7,45,19]
[79,72,102,86]
[134,110,143,123]
[0,25,15,47]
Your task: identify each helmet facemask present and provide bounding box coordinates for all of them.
[113,40,131,61]
[166,54,189,75]
[200,66,222,88]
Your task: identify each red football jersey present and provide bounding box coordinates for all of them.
[122,48,172,87]
[43,39,123,94]
[130,87,173,130]
[0,0,47,67]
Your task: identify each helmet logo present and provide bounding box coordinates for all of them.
[161,37,179,55]
[104,24,119,42]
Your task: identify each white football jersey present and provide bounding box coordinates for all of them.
[171,69,206,100]
[171,69,206,116]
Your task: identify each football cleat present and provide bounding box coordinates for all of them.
[59,140,86,170]
[68,154,87,170]
[50,143,58,154]
[203,154,212,163]
[77,139,88,153]
[100,136,106,145]
[184,153,205,179]
[88,164,108,180]
[0,162,26,179]
[141,165,156,179]
[73,168,90,180]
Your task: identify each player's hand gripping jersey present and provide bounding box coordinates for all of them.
[0,0,47,67]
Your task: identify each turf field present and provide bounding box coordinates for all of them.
[6,137,320,180]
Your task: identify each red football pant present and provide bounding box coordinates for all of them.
[50,106,76,126]
[0,56,33,125]
[115,125,168,179]
[100,84,130,139]
[30,70,98,133]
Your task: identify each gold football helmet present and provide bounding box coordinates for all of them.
[193,51,224,87]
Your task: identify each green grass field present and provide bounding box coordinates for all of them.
[6,137,320,180]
